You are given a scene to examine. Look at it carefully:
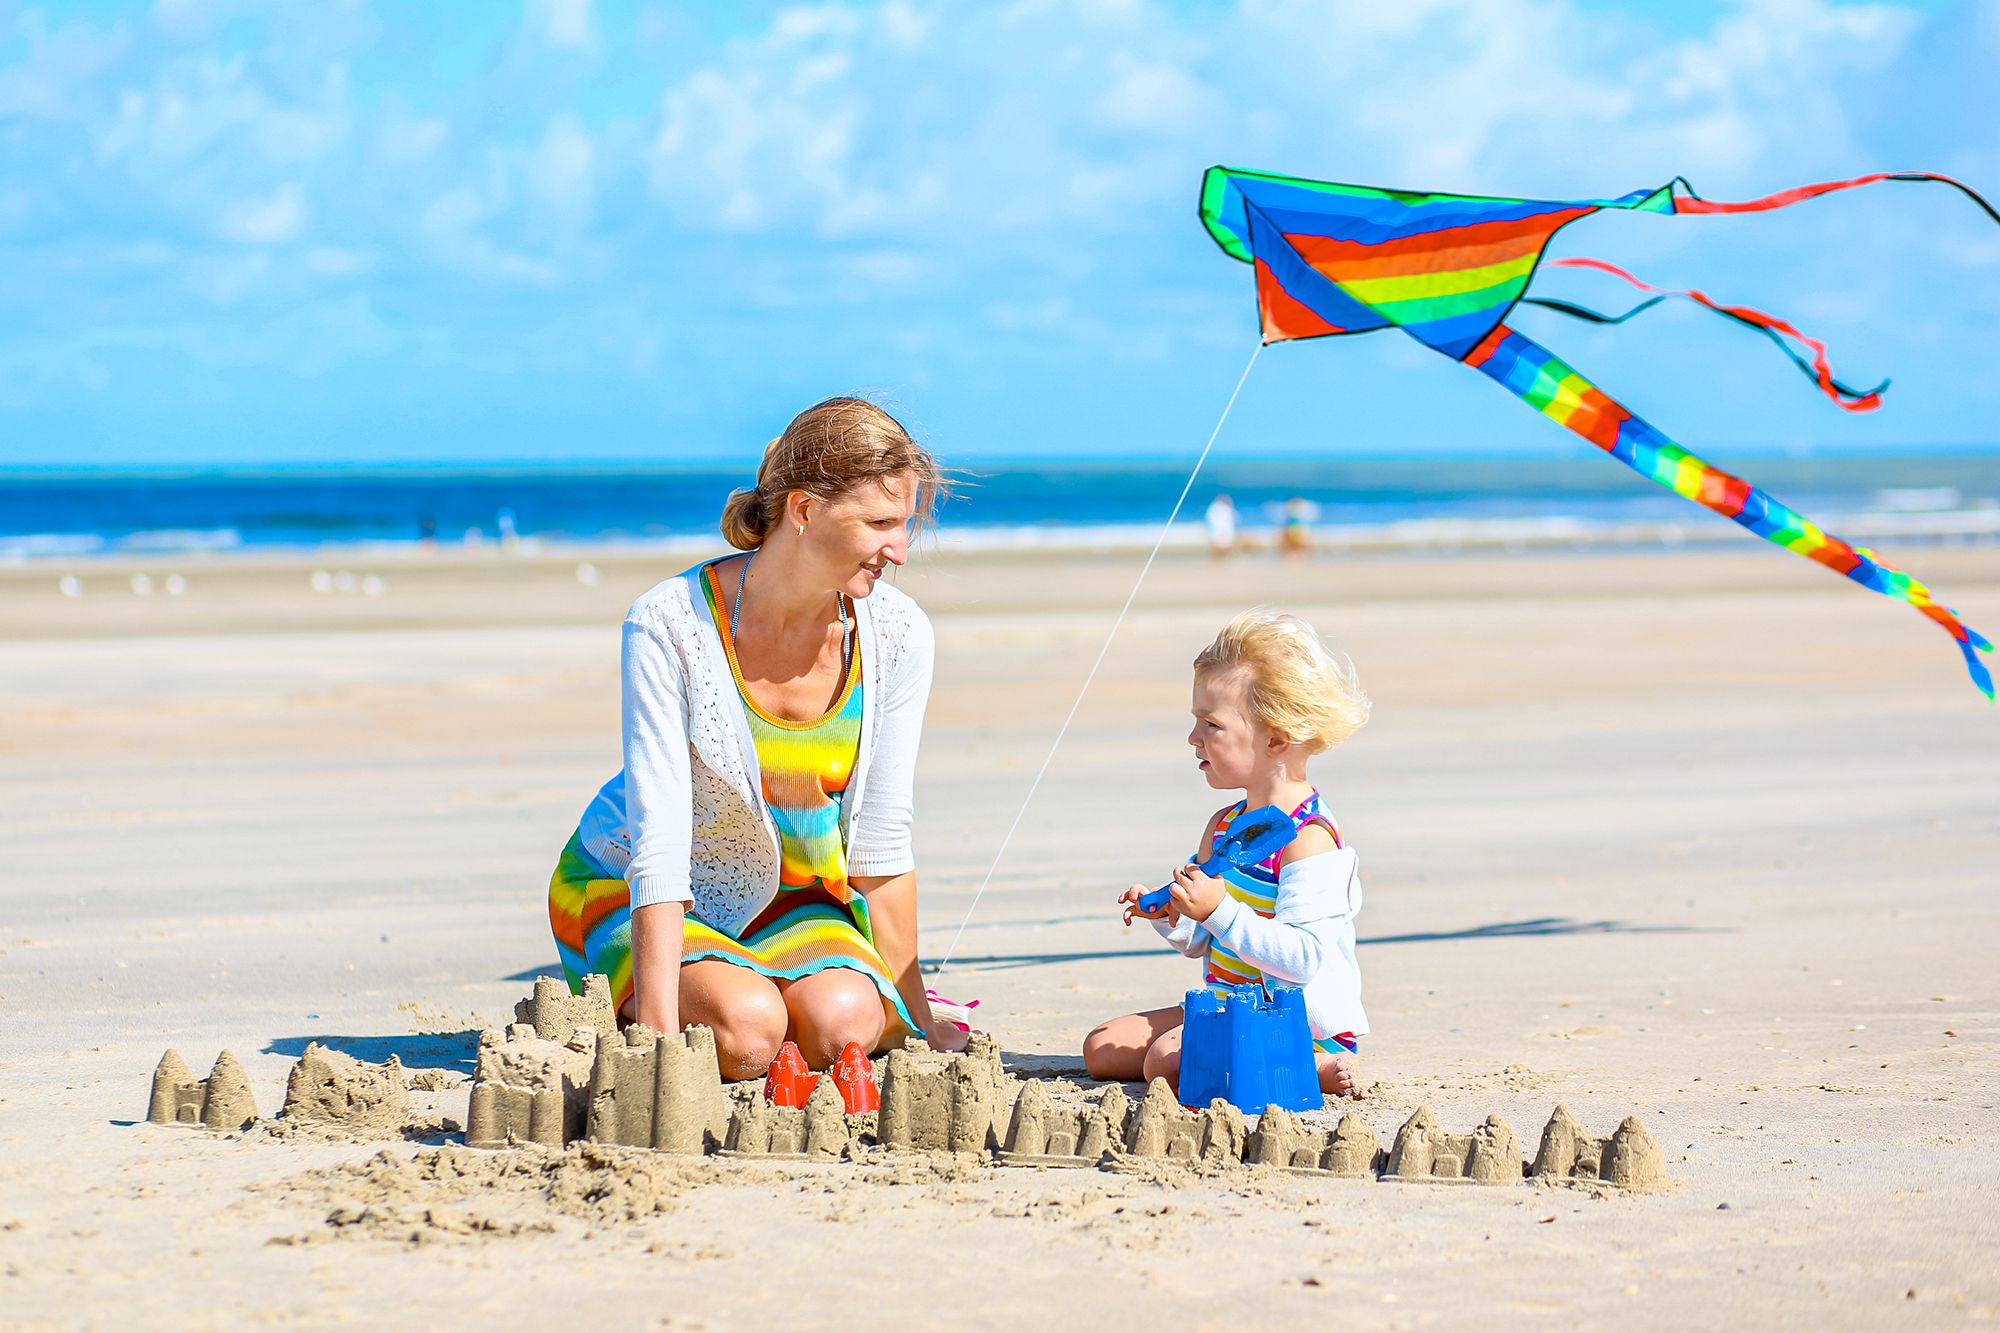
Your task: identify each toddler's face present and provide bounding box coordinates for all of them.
[1187,670,1268,789]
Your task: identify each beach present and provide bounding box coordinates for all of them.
[2,539,1997,1327]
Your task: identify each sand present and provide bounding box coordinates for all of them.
[1,540,1997,1326]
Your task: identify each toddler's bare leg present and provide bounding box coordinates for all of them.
[1315,1049,1366,1099]
[1140,1024,1184,1089]
[1082,1006,1182,1081]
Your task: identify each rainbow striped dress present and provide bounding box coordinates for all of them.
[1203,792,1357,1055]
[544,567,916,1043]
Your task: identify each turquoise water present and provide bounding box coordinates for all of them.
[3,453,1997,557]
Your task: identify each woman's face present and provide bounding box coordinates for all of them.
[1187,670,1271,789]
[805,471,918,600]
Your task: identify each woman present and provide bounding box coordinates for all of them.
[548,397,967,1080]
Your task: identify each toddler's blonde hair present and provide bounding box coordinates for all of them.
[1193,610,1370,754]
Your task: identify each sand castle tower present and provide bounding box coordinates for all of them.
[1001,1081,1123,1164]
[1528,1105,1671,1191]
[147,1050,258,1132]
[583,1023,730,1153]
[514,974,617,1043]
[1387,1105,1523,1183]
[876,1035,1008,1154]
[281,1043,409,1129]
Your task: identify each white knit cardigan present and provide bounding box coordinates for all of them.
[575,557,935,938]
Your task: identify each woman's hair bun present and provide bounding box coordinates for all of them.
[720,486,772,550]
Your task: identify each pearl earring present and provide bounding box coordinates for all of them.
[797,523,805,537]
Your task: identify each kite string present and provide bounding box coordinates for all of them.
[932,339,1265,974]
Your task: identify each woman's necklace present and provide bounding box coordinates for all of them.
[732,551,850,669]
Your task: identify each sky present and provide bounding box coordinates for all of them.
[1,0,1995,466]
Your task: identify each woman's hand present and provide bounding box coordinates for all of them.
[1120,883,1177,925]
[925,1021,971,1053]
[1166,863,1226,922]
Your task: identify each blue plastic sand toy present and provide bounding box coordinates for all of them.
[1135,803,1298,917]
[1177,983,1321,1113]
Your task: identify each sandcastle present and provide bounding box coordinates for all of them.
[1529,1104,1670,1192]
[146,1050,258,1132]
[875,1032,1008,1153]
[722,1076,859,1159]
[1246,1106,1383,1176]
[583,1023,732,1153]
[1107,1080,1250,1168]
[457,979,1673,1192]
[281,1043,410,1131]
[463,974,621,1149]
[514,974,618,1043]
[1384,1106,1525,1184]
[999,1081,1125,1166]
[465,1023,601,1149]
[142,975,1673,1195]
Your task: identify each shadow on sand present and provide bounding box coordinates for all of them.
[925,915,1726,973]
[261,1030,479,1073]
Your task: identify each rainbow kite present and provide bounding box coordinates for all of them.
[1200,168,1998,698]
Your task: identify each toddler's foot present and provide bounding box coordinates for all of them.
[1317,1051,1366,1100]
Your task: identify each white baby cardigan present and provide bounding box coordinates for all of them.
[1152,845,1370,1040]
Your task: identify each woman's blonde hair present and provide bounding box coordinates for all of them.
[1193,610,1370,754]
[719,397,945,550]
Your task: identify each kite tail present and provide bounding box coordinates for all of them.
[1464,323,1994,699]
[1530,257,1889,411]
[1669,170,2000,226]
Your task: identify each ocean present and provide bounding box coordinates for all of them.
[3,453,1998,560]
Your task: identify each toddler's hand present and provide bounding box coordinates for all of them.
[1167,863,1226,922]
[1120,883,1174,925]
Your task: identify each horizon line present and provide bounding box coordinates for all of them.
[6,442,2000,481]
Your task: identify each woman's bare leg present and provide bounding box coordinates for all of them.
[1082,1006,1183,1081]
[679,960,789,1080]
[779,969,889,1068]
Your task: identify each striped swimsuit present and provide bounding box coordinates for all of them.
[1204,792,1358,1055]
[544,565,916,1041]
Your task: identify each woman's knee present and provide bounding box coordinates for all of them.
[710,1004,789,1080]
[683,969,789,1079]
[785,972,887,1067]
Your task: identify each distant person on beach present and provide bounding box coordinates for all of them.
[546,398,968,1079]
[1083,610,1371,1099]
[1204,493,1237,561]
[1280,496,1315,558]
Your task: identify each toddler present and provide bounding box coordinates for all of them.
[1083,610,1371,1098]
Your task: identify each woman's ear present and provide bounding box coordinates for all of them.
[783,490,811,531]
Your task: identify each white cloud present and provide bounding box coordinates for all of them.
[527,113,595,230]
[530,0,596,49]
[377,113,449,164]
[420,184,562,286]
[0,11,131,119]
[1092,62,1216,134]
[304,247,374,276]
[219,183,307,244]
[189,249,272,303]
[878,0,934,49]
[95,53,347,170]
